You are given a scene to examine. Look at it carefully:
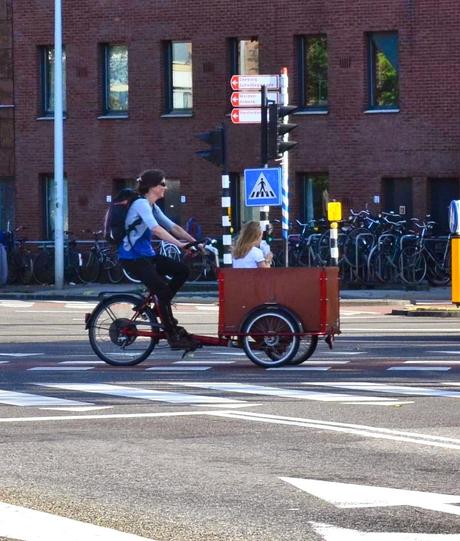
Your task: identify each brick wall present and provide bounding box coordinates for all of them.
[0,0,13,177]
[11,0,460,238]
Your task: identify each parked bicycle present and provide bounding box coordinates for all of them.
[182,238,220,281]
[4,227,34,285]
[79,230,124,284]
[32,232,84,285]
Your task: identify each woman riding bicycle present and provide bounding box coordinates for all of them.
[118,169,199,350]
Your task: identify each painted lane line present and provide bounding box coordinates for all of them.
[145,366,211,371]
[309,521,459,540]
[345,328,460,333]
[37,383,245,405]
[165,382,400,403]
[282,478,460,517]
[28,367,94,371]
[301,381,460,398]
[425,351,460,356]
[404,360,460,364]
[387,366,451,372]
[0,410,226,424]
[294,360,349,365]
[173,360,235,365]
[59,360,105,365]
[0,301,34,307]
[267,367,331,371]
[207,410,460,450]
[0,389,93,407]
[0,361,8,364]
[323,351,364,356]
[0,501,157,541]
[0,353,43,357]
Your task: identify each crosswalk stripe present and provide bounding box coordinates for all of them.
[28,367,94,371]
[387,366,451,372]
[301,382,460,398]
[36,383,246,405]
[164,382,400,403]
[0,389,93,407]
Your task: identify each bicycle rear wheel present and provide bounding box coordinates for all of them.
[33,249,54,285]
[106,254,124,284]
[183,251,203,281]
[88,295,158,365]
[78,250,100,283]
[399,246,427,285]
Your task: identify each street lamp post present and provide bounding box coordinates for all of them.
[54,0,64,288]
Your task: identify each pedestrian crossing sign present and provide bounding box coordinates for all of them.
[244,167,282,207]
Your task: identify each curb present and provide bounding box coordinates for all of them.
[391,307,460,317]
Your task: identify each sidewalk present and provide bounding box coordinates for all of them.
[0,280,455,309]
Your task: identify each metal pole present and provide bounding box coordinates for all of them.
[54,0,64,288]
[220,123,233,267]
[280,67,289,267]
[259,85,269,243]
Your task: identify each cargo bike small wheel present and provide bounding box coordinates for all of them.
[88,294,159,366]
[241,307,300,368]
[288,334,318,364]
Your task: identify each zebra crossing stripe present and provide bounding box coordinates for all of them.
[301,382,460,398]
[163,382,400,403]
[36,383,246,405]
[0,389,93,407]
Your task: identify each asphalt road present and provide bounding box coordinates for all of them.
[0,299,459,541]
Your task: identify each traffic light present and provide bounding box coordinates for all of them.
[267,103,298,160]
[195,126,225,167]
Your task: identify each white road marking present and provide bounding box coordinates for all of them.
[0,500,157,540]
[0,361,8,364]
[207,411,460,450]
[166,382,400,403]
[0,301,34,307]
[0,389,93,407]
[39,406,113,412]
[37,383,245,405]
[28,367,94,371]
[310,521,459,540]
[173,360,235,365]
[426,351,460,356]
[0,353,43,357]
[267,367,331,371]
[145,366,211,371]
[301,382,460,398]
[59,360,105,365]
[387,366,451,372]
[281,478,460,517]
[404,360,460,364]
[345,328,460,333]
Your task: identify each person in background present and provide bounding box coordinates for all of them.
[232,221,273,268]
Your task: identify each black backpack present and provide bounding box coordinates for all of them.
[103,188,142,245]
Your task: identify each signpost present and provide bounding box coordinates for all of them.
[244,168,282,207]
[230,108,264,125]
[230,74,279,91]
[230,91,279,108]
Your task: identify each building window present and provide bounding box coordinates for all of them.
[368,32,399,109]
[297,36,328,110]
[42,175,68,240]
[299,173,329,224]
[102,44,128,114]
[39,46,66,116]
[165,41,193,113]
[0,178,14,230]
[230,38,259,75]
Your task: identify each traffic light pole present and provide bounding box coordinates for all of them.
[220,123,233,267]
[259,85,270,247]
[280,68,289,267]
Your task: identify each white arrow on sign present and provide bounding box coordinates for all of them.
[310,521,460,540]
[230,91,279,107]
[280,478,460,516]
[230,74,279,91]
[231,108,263,124]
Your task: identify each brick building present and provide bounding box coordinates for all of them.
[5,0,460,239]
[0,0,13,230]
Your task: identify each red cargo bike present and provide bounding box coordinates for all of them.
[86,267,340,369]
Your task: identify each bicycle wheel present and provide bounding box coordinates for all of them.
[106,253,124,284]
[399,246,427,285]
[242,308,300,368]
[78,249,100,283]
[6,251,19,284]
[427,259,451,286]
[161,242,182,261]
[122,266,142,283]
[288,334,319,364]
[88,295,158,366]
[33,249,54,285]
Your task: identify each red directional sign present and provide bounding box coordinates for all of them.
[231,108,263,124]
[230,74,279,91]
[230,91,279,108]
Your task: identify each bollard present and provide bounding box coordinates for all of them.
[330,222,339,267]
[451,236,460,306]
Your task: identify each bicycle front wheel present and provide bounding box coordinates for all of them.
[399,246,427,285]
[79,250,100,283]
[88,295,158,366]
[33,249,54,285]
